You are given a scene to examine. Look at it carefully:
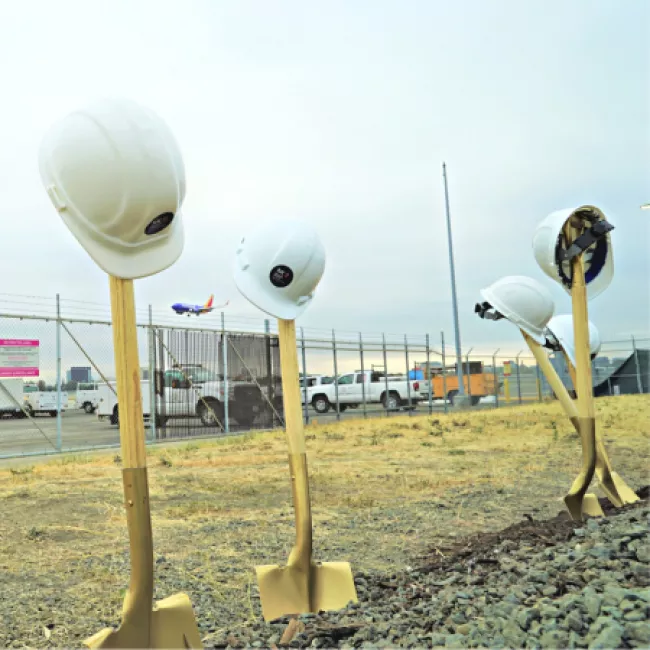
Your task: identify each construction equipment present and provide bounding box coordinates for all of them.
[475,274,602,520]
[39,97,202,648]
[234,220,357,622]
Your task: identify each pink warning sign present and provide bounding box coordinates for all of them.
[0,339,40,377]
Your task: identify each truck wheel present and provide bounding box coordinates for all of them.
[83,402,95,414]
[470,395,481,406]
[198,399,224,428]
[447,390,458,405]
[49,411,57,417]
[110,406,119,426]
[383,392,400,410]
[312,395,330,414]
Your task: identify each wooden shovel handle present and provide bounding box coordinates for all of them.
[564,220,595,420]
[110,276,147,469]
[278,319,306,455]
[522,332,578,420]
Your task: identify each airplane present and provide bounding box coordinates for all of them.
[171,295,229,316]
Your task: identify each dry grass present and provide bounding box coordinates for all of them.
[0,395,648,637]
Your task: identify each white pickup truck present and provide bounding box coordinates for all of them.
[300,375,335,405]
[307,370,421,413]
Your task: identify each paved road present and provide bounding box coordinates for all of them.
[0,388,544,461]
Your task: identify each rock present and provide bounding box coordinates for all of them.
[517,608,539,631]
[540,630,569,647]
[566,610,584,633]
[588,623,624,649]
[529,570,550,584]
[602,585,627,607]
[625,621,650,645]
[583,588,603,621]
[455,624,471,636]
[502,620,526,647]
[620,599,637,613]
[445,634,466,647]
[636,546,650,563]
[624,610,647,622]
[542,585,558,597]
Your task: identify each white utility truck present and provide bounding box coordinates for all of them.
[23,385,68,417]
[306,370,421,413]
[0,379,27,418]
[75,382,100,414]
[96,366,271,429]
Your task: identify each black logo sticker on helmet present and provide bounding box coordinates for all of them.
[145,212,175,236]
[270,265,293,288]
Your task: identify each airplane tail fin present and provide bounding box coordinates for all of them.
[204,294,214,309]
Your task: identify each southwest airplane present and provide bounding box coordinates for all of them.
[171,295,229,316]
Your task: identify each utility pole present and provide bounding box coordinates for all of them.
[442,162,466,398]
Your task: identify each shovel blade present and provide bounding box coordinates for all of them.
[256,561,358,622]
[609,472,640,505]
[84,593,202,649]
[564,492,604,521]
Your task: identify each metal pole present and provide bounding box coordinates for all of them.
[157,328,166,437]
[405,334,412,415]
[55,294,62,451]
[222,312,229,433]
[441,331,448,414]
[301,326,309,425]
[359,332,367,419]
[148,305,156,441]
[442,162,465,396]
[465,347,473,404]
[632,335,643,394]
[516,350,523,404]
[493,348,500,409]
[426,334,433,415]
[332,329,341,421]
[382,333,390,417]
[264,319,275,428]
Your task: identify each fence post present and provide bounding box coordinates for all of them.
[382,333,390,417]
[465,347,473,405]
[535,362,543,402]
[426,334,432,415]
[148,305,156,441]
[632,335,643,394]
[222,312,229,433]
[493,348,500,409]
[55,293,62,451]
[441,331,448,414]
[332,329,341,421]
[359,332,367,419]
[157,329,166,437]
[404,334,412,415]
[300,326,309,425]
[516,351,523,404]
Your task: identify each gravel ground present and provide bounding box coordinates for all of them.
[205,489,650,649]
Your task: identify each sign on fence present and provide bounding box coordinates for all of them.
[0,339,40,377]
[503,360,512,377]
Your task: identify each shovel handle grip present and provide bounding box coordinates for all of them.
[278,319,306,455]
[110,276,147,469]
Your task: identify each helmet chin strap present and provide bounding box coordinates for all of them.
[474,301,505,321]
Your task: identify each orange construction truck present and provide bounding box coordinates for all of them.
[415,361,499,406]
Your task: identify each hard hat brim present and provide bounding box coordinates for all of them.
[233,259,312,321]
[61,208,184,280]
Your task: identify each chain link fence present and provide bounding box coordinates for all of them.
[0,307,648,459]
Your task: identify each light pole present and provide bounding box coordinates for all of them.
[442,162,466,398]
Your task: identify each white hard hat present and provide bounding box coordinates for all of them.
[544,314,602,368]
[475,275,555,344]
[233,220,326,320]
[38,97,186,279]
[532,205,614,300]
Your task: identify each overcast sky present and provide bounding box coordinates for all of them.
[1,0,648,360]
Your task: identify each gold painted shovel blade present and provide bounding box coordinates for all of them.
[84,593,202,649]
[256,561,358,622]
